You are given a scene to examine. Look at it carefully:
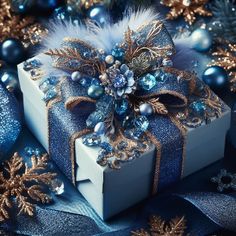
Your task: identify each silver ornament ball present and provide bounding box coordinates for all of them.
[190,28,212,52]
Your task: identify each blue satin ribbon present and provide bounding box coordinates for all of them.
[0,82,21,158]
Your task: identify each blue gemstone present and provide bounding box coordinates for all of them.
[80,78,91,87]
[86,110,105,128]
[96,95,114,113]
[138,73,157,90]
[39,76,59,92]
[100,142,113,153]
[190,101,206,116]
[83,133,101,147]
[111,47,124,59]
[34,148,42,156]
[154,70,166,82]
[23,59,42,71]
[113,74,127,88]
[134,116,149,132]
[115,99,129,115]
[43,88,57,102]
[88,84,104,99]
[24,146,34,156]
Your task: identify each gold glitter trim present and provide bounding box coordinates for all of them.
[170,115,187,178]
[146,131,162,195]
[65,96,96,110]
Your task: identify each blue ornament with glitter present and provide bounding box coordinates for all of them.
[138,73,157,90]
[202,66,228,90]
[0,82,22,157]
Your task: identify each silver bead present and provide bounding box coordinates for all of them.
[191,28,212,52]
[139,103,153,116]
[105,55,114,64]
[71,71,81,81]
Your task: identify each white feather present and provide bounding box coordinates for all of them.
[39,8,159,75]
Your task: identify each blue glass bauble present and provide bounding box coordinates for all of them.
[191,28,212,52]
[36,0,60,10]
[87,6,110,27]
[10,0,34,14]
[0,39,25,65]
[0,69,19,93]
[0,82,22,157]
[202,66,228,90]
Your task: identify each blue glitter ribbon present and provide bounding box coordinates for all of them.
[0,82,21,158]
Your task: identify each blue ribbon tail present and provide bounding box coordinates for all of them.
[177,192,236,232]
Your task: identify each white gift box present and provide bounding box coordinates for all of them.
[18,57,231,220]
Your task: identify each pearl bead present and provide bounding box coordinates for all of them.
[139,103,153,116]
[94,122,105,135]
[71,71,81,81]
[105,55,114,64]
[87,84,104,99]
[99,73,108,81]
[190,28,212,52]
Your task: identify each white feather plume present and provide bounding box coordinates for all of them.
[38,8,159,75]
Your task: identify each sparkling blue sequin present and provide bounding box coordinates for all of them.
[115,99,129,115]
[138,73,157,90]
[134,116,149,132]
[82,133,101,147]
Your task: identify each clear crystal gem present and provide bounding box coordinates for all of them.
[134,116,150,132]
[83,133,101,146]
[51,179,64,195]
[86,110,105,128]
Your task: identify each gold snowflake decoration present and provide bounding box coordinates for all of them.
[131,215,187,236]
[210,43,236,92]
[160,0,212,25]
[0,0,47,46]
[0,152,57,222]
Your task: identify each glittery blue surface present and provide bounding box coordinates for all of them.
[0,83,21,157]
